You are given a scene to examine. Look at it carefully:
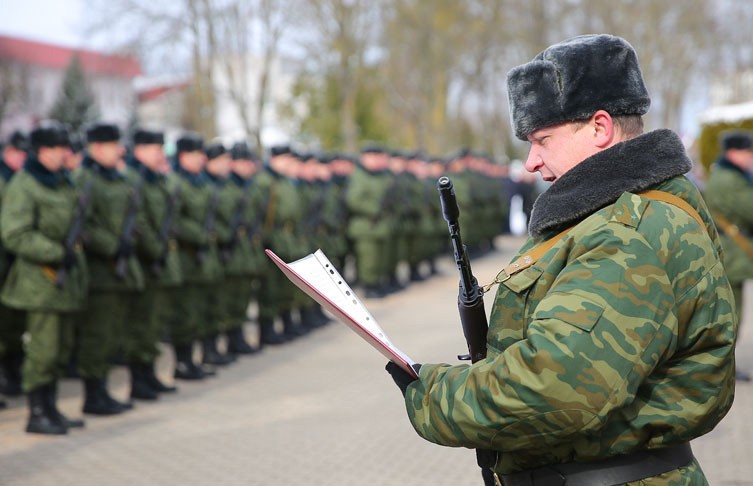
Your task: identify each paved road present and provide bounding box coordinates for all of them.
[0,235,751,485]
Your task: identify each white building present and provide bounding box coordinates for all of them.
[0,34,142,138]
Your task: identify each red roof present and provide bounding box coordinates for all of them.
[0,34,141,78]
[138,82,190,103]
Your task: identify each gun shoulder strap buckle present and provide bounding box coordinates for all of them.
[482,190,706,293]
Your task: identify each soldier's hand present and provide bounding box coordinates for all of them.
[386,361,421,396]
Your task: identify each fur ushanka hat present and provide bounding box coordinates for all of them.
[507,34,650,141]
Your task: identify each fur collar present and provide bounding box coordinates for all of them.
[528,129,691,237]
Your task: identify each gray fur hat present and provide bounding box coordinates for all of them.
[507,34,650,141]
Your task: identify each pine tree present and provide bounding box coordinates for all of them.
[49,54,99,131]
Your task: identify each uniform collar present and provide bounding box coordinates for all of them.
[528,129,692,237]
[24,155,64,189]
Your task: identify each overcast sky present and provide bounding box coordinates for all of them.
[1,1,86,47]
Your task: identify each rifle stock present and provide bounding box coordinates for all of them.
[114,168,146,278]
[437,176,497,486]
[56,178,94,289]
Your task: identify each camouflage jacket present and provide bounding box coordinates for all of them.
[1,157,87,311]
[171,167,223,285]
[703,157,753,283]
[404,130,736,482]
[262,168,303,261]
[76,157,145,292]
[0,160,15,280]
[346,166,395,239]
[126,161,182,287]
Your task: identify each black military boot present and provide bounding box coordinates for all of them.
[428,259,439,276]
[129,364,159,401]
[174,344,206,380]
[227,327,259,355]
[0,353,23,396]
[83,379,124,415]
[202,335,235,366]
[45,382,85,429]
[26,387,67,435]
[409,265,425,282]
[314,305,331,326]
[282,310,307,339]
[259,317,286,345]
[143,362,177,393]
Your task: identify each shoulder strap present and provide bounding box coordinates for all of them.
[711,210,753,260]
[482,190,706,293]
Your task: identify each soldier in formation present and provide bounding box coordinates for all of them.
[703,130,753,382]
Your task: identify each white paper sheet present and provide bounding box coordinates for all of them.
[266,248,418,377]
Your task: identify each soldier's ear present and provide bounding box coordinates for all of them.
[591,110,615,149]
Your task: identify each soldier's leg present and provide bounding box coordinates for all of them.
[142,287,177,393]
[124,286,161,400]
[355,238,386,298]
[0,304,25,396]
[383,232,402,292]
[731,282,751,382]
[225,276,257,355]
[22,311,67,434]
[78,291,131,415]
[171,284,211,380]
[200,281,234,366]
[257,273,285,345]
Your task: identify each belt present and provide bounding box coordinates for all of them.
[500,443,694,486]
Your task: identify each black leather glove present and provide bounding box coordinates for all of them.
[386,361,421,396]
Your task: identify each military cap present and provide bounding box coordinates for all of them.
[6,130,29,151]
[507,34,650,141]
[230,141,255,160]
[132,128,165,146]
[269,145,292,157]
[722,131,753,151]
[85,122,121,143]
[30,121,70,150]
[361,143,385,154]
[175,133,204,154]
[204,141,227,160]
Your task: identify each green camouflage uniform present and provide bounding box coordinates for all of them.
[76,157,145,381]
[346,165,395,289]
[170,167,223,346]
[703,156,753,319]
[403,131,736,483]
[0,161,25,370]
[1,158,87,391]
[125,160,183,366]
[258,167,304,320]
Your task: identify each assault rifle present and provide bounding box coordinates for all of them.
[115,168,145,278]
[197,185,219,264]
[150,185,181,276]
[221,182,251,264]
[437,176,497,486]
[56,178,94,289]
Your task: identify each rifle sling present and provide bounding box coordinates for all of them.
[482,190,706,293]
[711,211,753,261]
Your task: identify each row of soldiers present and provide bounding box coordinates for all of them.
[0,121,512,436]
